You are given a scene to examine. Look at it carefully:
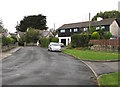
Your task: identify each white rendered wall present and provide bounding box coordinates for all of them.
[59,37,71,46]
[110,20,120,37]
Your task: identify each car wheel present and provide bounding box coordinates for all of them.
[50,48,52,52]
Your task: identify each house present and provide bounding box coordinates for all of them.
[57,18,120,46]
[0,28,8,37]
[9,33,17,37]
[40,30,54,38]
[16,31,26,41]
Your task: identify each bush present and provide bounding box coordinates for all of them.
[11,36,17,43]
[91,32,100,40]
[40,37,50,47]
[71,34,89,48]
[104,32,112,39]
[51,37,59,43]
[18,35,25,46]
[2,36,15,46]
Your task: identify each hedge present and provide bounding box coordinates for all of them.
[71,34,89,48]
[2,36,16,46]
[51,37,59,43]
[40,37,50,47]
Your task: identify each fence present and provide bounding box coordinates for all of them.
[90,39,120,52]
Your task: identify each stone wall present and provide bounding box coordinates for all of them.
[2,43,18,52]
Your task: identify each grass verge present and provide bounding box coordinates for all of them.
[62,49,119,61]
[99,72,120,87]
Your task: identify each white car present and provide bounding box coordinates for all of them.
[58,42,64,47]
[48,42,61,52]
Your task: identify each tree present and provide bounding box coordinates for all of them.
[16,14,48,32]
[92,10,120,21]
[25,28,40,43]
[0,19,3,30]
[89,26,96,34]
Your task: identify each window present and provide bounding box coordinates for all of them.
[83,28,88,32]
[96,27,99,30]
[74,28,78,32]
[101,26,105,29]
[60,29,65,33]
[70,29,72,32]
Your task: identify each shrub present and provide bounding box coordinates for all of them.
[2,36,15,46]
[71,34,89,48]
[91,32,100,40]
[51,37,59,43]
[18,35,26,46]
[11,36,17,43]
[40,37,50,47]
[104,32,112,39]
[2,36,8,46]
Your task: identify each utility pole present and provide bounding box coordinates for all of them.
[54,23,56,30]
[89,13,91,33]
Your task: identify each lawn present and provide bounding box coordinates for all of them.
[63,49,119,61]
[99,72,120,87]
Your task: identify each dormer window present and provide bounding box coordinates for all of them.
[60,29,65,33]
[74,28,78,32]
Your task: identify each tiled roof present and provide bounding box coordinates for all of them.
[58,18,116,29]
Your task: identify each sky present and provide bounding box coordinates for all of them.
[0,0,119,33]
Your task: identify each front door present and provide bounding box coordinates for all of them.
[61,39,66,46]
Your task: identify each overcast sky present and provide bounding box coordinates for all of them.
[0,0,119,33]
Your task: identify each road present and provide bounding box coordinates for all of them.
[2,47,97,86]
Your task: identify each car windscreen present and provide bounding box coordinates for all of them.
[51,44,60,46]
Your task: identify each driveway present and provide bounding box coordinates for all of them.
[2,47,97,86]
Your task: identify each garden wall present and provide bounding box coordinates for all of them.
[2,43,18,52]
[90,39,120,52]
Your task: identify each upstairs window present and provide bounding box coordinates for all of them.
[83,28,88,32]
[60,29,65,33]
[70,29,72,32]
[96,27,100,30]
[101,26,105,29]
[74,28,78,32]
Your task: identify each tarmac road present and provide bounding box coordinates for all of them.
[2,47,97,86]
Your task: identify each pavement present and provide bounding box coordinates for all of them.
[2,47,97,86]
[1,47,22,60]
[83,61,119,76]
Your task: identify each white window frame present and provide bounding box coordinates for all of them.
[83,28,88,32]
[96,27,100,30]
[74,28,78,32]
[101,26,105,29]
[60,29,65,33]
[70,29,72,32]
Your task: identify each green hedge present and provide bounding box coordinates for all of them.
[71,34,89,48]
[40,37,50,47]
[2,36,16,46]
[51,37,59,43]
